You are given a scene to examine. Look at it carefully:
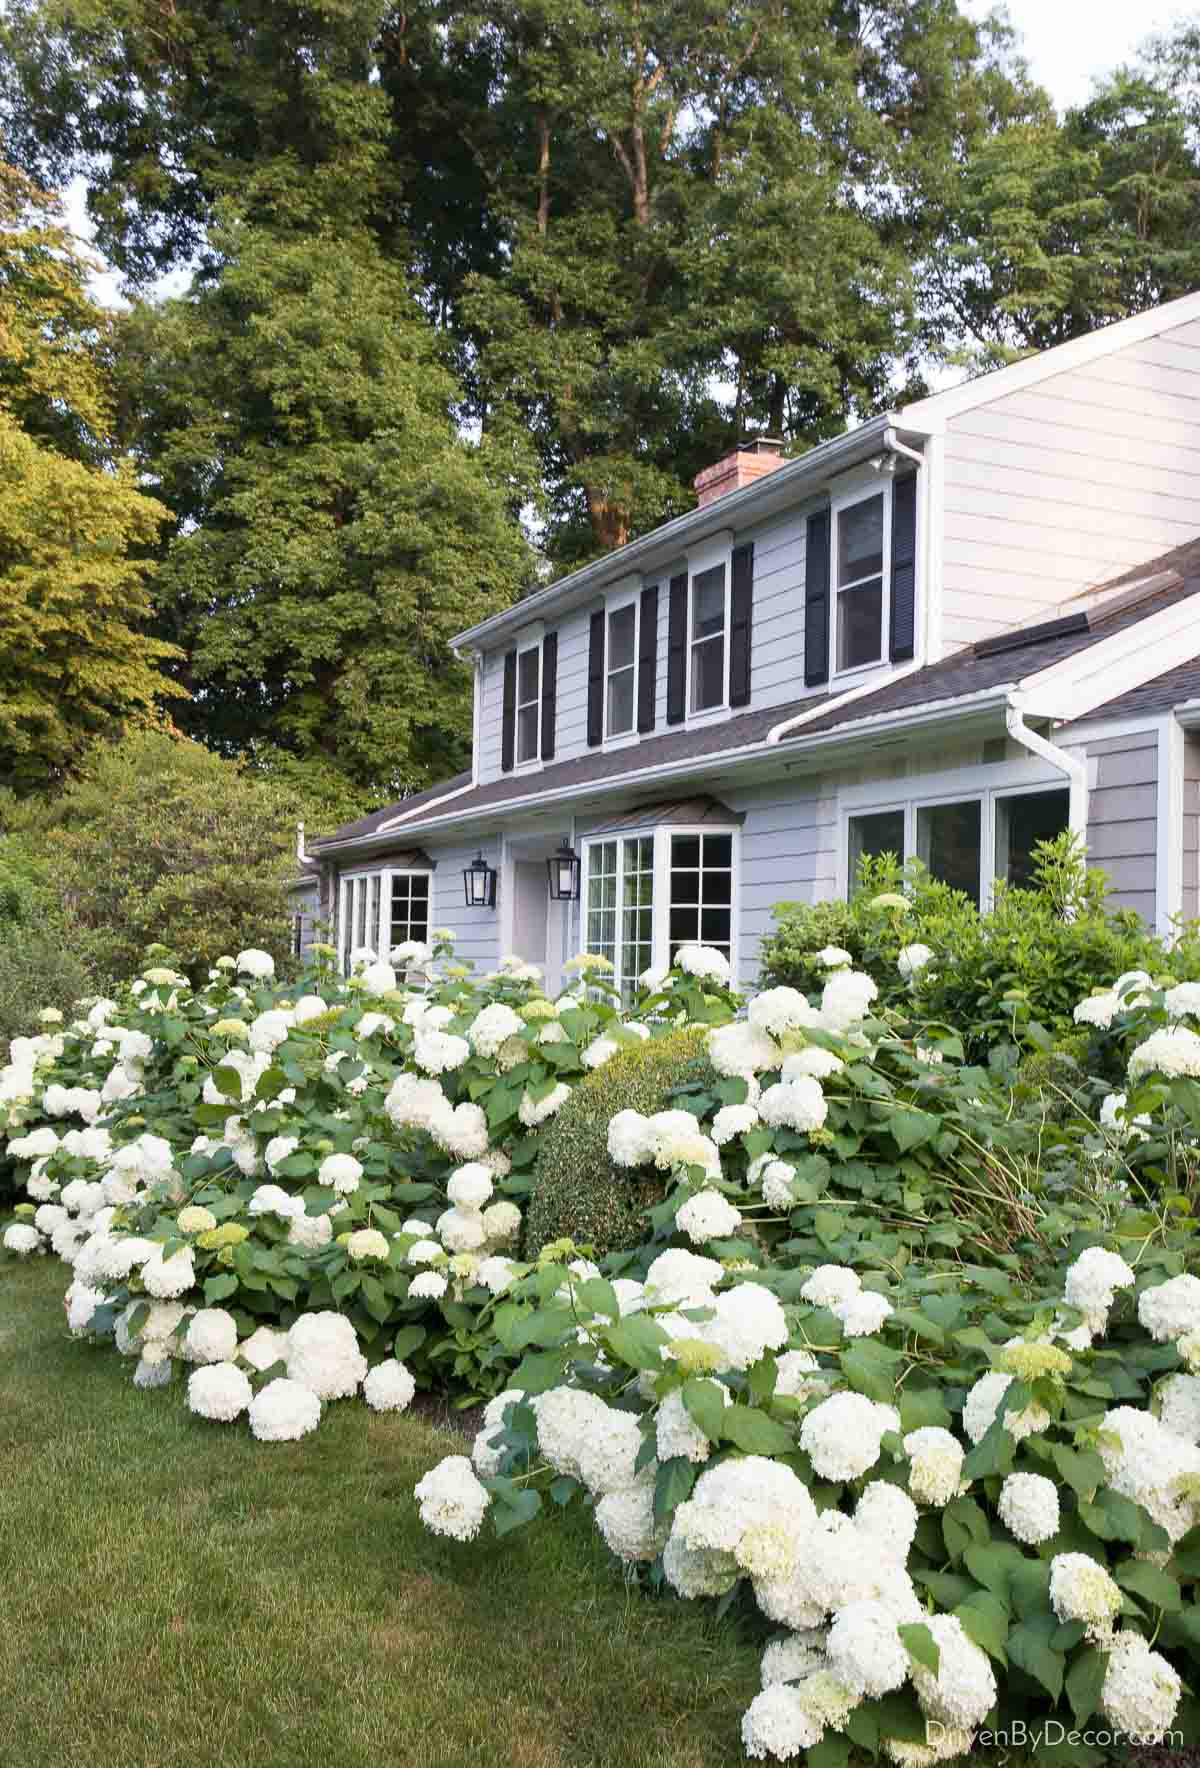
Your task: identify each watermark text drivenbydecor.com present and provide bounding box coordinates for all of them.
[933,1722,1184,1752]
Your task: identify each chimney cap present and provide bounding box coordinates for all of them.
[738,437,785,455]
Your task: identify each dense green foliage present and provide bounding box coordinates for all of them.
[760,838,1183,1059]
[526,1028,713,1257]
[3,732,308,982]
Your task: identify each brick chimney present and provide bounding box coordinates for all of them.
[693,438,786,509]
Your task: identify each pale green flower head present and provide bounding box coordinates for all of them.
[143,966,180,986]
[216,956,238,970]
[197,1222,249,1249]
[564,952,614,973]
[308,942,337,960]
[38,1008,63,1025]
[520,997,559,1022]
[670,1338,723,1376]
[868,892,910,911]
[997,1340,1073,1382]
[211,1018,250,1040]
[177,1205,217,1234]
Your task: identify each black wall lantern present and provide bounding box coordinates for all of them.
[546,840,581,902]
[463,851,497,909]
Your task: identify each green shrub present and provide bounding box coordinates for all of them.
[525,1028,715,1258]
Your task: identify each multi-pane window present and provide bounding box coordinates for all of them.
[844,786,1069,905]
[606,603,637,736]
[690,564,727,712]
[835,492,886,673]
[389,872,431,948]
[583,828,738,996]
[669,832,734,969]
[516,644,541,764]
[339,869,432,972]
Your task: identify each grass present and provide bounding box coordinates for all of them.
[0,1259,761,1768]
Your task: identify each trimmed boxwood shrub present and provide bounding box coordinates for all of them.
[524,1027,716,1258]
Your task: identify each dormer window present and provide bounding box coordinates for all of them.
[606,602,637,736]
[835,490,887,674]
[690,563,728,712]
[516,642,541,764]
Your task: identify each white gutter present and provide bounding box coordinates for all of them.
[1005,703,1089,841]
[297,821,311,865]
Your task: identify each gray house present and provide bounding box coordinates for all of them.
[298,290,1200,992]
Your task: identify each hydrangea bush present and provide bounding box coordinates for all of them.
[4,931,1200,1762]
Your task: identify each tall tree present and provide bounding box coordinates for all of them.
[0,168,180,794]
[119,221,532,803]
[1,0,1040,563]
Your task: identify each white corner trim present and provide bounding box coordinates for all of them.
[897,288,1200,428]
[1017,594,1200,724]
[921,432,945,664]
[1157,715,1185,939]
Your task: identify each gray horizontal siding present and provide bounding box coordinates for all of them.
[427,837,502,975]
[1083,731,1158,924]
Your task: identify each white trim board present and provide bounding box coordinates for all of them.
[1157,714,1185,939]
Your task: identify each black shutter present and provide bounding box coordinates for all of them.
[729,542,754,708]
[500,649,517,771]
[804,510,831,687]
[637,584,658,733]
[666,571,688,724]
[889,473,918,662]
[541,630,558,759]
[586,610,605,747]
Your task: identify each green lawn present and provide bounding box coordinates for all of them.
[0,1260,761,1768]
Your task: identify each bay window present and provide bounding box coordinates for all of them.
[338,867,433,972]
[582,825,738,998]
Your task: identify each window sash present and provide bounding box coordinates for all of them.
[689,562,728,713]
[605,602,638,737]
[831,486,891,679]
[339,868,434,972]
[516,644,541,764]
[842,782,1070,905]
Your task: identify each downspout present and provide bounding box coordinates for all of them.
[297,821,310,865]
[767,429,927,747]
[1005,702,1089,862]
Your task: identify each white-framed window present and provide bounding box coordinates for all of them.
[582,825,739,999]
[690,561,729,713]
[833,485,890,677]
[338,867,433,973]
[843,777,1070,907]
[605,599,639,738]
[516,642,542,765]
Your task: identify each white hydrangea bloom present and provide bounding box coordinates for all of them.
[1049,1553,1122,1641]
[676,1190,743,1245]
[1138,1273,1200,1342]
[760,1633,829,1687]
[347,1228,389,1261]
[801,1392,899,1482]
[676,944,731,985]
[3,1223,42,1255]
[247,1009,293,1054]
[595,1479,666,1563]
[1063,1245,1136,1335]
[476,1255,518,1295]
[409,1271,448,1300]
[436,1206,488,1253]
[1164,981,1200,1020]
[775,1350,829,1403]
[1128,1025,1200,1081]
[1098,1405,1200,1543]
[831,1291,893,1339]
[671,1455,817,1581]
[826,1599,911,1698]
[853,1482,918,1564]
[708,1022,783,1080]
[249,1377,321,1441]
[360,960,397,996]
[781,1047,844,1081]
[908,1614,996,1728]
[414,1454,491,1540]
[249,1183,305,1221]
[816,946,852,968]
[749,988,820,1037]
[1074,990,1119,1029]
[188,1361,253,1421]
[702,1284,789,1372]
[141,1245,196,1299]
[435,1100,490,1161]
[962,1371,1049,1445]
[760,1161,800,1210]
[897,943,933,981]
[447,1163,494,1210]
[518,1082,571,1126]
[467,1002,526,1057]
[1156,1372,1200,1443]
[285,1312,367,1400]
[264,1134,300,1175]
[288,1211,333,1251]
[236,948,275,980]
[903,1427,965,1507]
[819,971,878,1033]
[481,1200,521,1245]
[655,1385,729,1464]
[363,1359,416,1413]
[801,1265,861,1309]
[712,1103,760,1145]
[644,1247,724,1309]
[185,1308,239,1364]
[239,1325,289,1371]
[1100,1630,1182,1741]
[998,1471,1060,1544]
[1099,1092,1151,1142]
[412,1028,470,1075]
[741,1684,822,1759]
[759,1077,828,1133]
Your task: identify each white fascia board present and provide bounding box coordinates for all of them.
[897,289,1200,430]
[1015,596,1200,724]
